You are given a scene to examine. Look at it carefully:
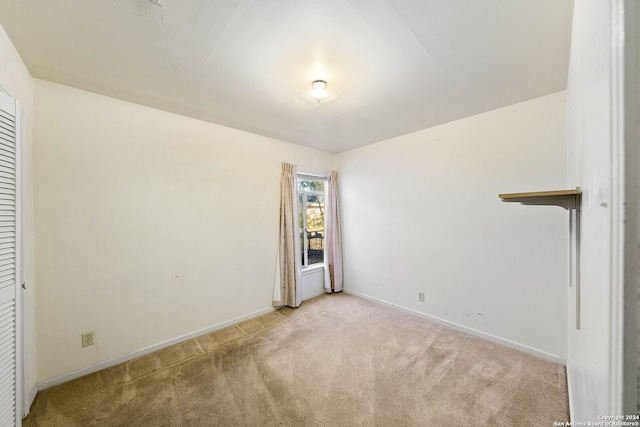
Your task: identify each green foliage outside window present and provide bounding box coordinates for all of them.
[298,180,324,231]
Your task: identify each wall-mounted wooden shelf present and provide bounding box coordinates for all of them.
[498,188,581,210]
[498,187,582,330]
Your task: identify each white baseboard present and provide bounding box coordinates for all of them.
[23,384,37,417]
[37,305,277,391]
[37,290,327,393]
[566,360,575,420]
[36,289,566,394]
[343,288,567,366]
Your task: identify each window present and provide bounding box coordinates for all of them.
[298,177,325,268]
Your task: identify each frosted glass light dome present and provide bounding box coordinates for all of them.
[302,80,337,103]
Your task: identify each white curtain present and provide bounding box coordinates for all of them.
[273,162,302,308]
[324,170,343,293]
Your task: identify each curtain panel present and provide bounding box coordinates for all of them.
[324,170,343,293]
[273,162,302,308]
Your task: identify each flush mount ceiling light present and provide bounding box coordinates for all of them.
[302,80,337,103]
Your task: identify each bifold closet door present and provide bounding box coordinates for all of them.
[0,90,22,427]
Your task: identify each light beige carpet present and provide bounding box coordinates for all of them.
[24,293,569,426]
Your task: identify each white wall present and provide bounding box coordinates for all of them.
[335,92,568,360]
[0,24,37,408]
[300,269,325,301]
[566,0,638,419]
[565,0,611,419]
[627,0,640,414]
[635,1,640,412]
[33,79,333,382]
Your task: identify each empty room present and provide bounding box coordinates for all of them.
[0,0,638,426]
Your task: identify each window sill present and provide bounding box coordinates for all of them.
[302,264,324,275]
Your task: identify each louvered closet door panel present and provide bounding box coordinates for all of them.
[0,296,15,426]
[0,91,18,427]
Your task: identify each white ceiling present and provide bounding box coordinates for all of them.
[0,0,574,153]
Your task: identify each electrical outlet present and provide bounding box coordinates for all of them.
[418,292,425,302]
[81,332,94,348]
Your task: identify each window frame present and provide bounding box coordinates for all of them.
[297,173,327,272]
